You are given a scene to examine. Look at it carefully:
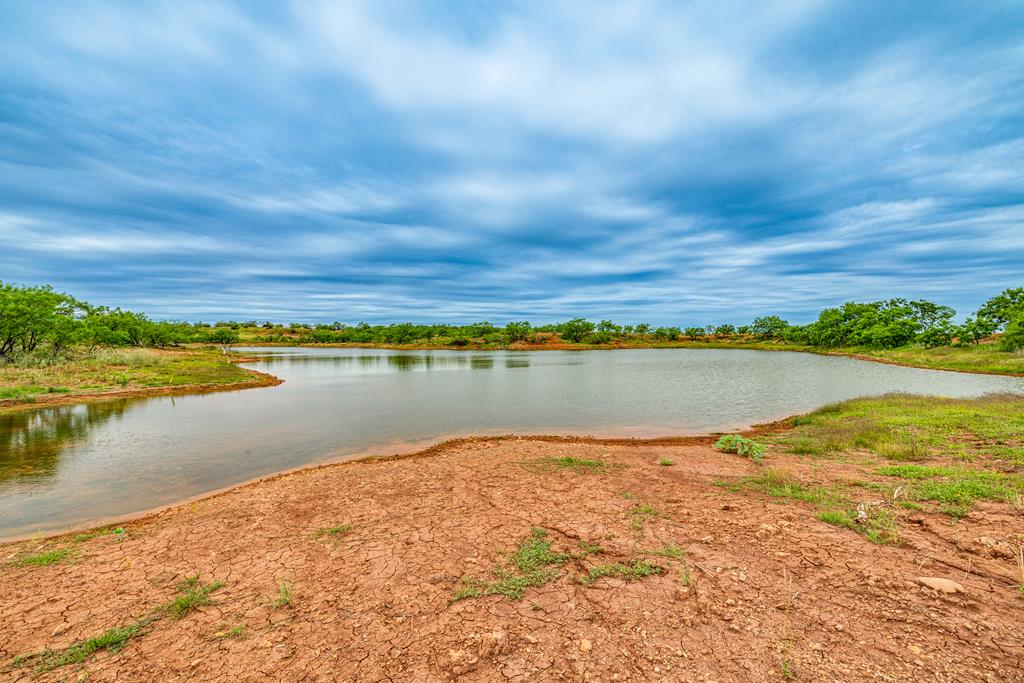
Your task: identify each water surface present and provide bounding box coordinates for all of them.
[2,347,1022,538]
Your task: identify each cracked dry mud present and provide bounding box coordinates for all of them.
[2,437,1023,682]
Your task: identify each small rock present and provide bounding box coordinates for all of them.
[907,645,923,656]
[916,577,966,594]
[579,639,592,653]
[835,624,844,632]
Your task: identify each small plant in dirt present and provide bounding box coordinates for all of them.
[874,464,1024,518]
[815,507,899,545]
[5,547,75,568]
[780,658,798,679]
[270,582,293,608]
[658,457,675,466]
[714,435,765,463]
[646,544,685,559]
[452,528,570,602]
[522,456,622,475]
[213,625,246,639]
[314,523,352,539]
[576,540,603,556]
[629,504,659,530]
[578,559,664,585]
[8,576,224,672]
[167,575,225,619]
[679,563,692,586]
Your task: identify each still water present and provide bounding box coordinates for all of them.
[2,347,1023,538]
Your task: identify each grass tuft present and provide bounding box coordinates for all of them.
[579,559,664,585]
[6,548,74,568]
[521,456,623,475]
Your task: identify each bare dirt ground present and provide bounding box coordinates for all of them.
[2,436,1022,682]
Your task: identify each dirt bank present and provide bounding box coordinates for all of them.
[2,437,1022,682]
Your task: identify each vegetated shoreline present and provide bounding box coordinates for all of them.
[3,394,1022,681]
[234,339,1024,377]
[0,354,281,415]
[0,421,794,545]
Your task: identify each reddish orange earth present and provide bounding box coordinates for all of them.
[1,437,1022,682]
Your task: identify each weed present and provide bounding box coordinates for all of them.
[314,524,352,539]
[629,504,659,530]
[658,457,675,466]
[780,658,798,679]
[576,540,603,556]
[452,528,570,602]
[6,548,74,568]
[714,435,765,463]
[270,582,293,608]
[522,456,622,475]
[166,576,225,619]
[679,563,692,586]
[815,508,899,545]
[621,492,636,500]
[647,544,685,559]
[213,625,246,639]
[579,559,664,585]
[10,576,224,672]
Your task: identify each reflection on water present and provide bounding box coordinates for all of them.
[1,347,1022,538]
[0,401,131,489]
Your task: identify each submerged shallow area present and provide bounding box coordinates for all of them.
[2,346,1023,538]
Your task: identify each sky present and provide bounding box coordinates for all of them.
[1,1,1022,325]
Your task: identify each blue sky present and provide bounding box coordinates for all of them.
[1,1,1022,325]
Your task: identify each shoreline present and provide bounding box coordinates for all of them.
[0,361,282,416]
[0,419,793,545]
[3,424,1021,680]
[232,340,1024,377]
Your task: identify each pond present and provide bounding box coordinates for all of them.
[2,347,1023,538]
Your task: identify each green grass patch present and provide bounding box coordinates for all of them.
[452,528,570,601]
[521,456,623,475]
[657,457,675,466]
[781,394,1024,466]
[9,576,224,672]
[646,544,685,559]
[314,523,352,539]
[269,582,293,608]
[6,547,74,568]
[579,559,664,585]
[875,463,1024,516]
[629,504,659,530]
[815,508,899,545]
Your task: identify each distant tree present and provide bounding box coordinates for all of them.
[504,321,531,343]
[957,316,998,345]
[714,324,736,336]
[597,320,621,334]
[684,327,706,338]
[208,327,239,344]
[1001,316,1024,351]
[559,318,595,342]
[750,315,789,339]
[976,287,1024,330]
[633,323,651,336]
[652,326,681,341]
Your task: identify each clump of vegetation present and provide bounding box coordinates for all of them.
[314,523,352,539]
[646,544,685,559]
[780,658,798,680]
[579,559,664,585]
[815,508,899,545]
[521,456,623,475]
[270,582,293,608]
[9,575,224,672]
[714,435,765,463]
[5,547,75,568]
[874,464,1024,518]
[657,457,675,466]
[453,528,570,601]
[629,504,659,530]
[782,394,1024,466]
[167,575,225,619]
[213,624,246,639]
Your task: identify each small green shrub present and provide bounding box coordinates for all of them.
[714,435,765,463]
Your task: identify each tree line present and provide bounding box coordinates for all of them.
[1,280,1022,362]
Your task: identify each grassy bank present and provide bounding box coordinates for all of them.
[0,348,262,413]
[730,394,1024,542]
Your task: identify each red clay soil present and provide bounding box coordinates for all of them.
[2,438,1023,682]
